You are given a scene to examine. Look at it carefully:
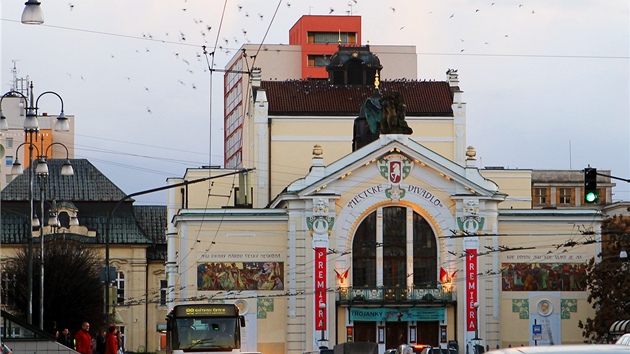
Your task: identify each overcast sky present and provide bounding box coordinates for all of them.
[1,1,628,204]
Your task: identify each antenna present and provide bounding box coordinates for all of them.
[10,60,28,95]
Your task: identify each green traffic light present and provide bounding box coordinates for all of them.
[585,191,597,203]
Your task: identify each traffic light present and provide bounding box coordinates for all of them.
[584,167,598,204]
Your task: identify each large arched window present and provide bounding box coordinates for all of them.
[352,212,376,287]
[352,206,437,287]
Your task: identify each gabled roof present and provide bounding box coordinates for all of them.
[0,159,165,251]
[271,135,504,207]
[2,159,127,202]
[261,80,454,116]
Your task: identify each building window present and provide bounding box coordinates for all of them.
[307,55,330,67]
[160,279,168,306]
[352,206,437,287]
[533,188,548,206]
[118,326,125,351]
[5,156,12,167]
[116,272,125,304]
[6,138,12,148]
[307,32,357,44]
[558,188,572,205]
[352,212,376,287]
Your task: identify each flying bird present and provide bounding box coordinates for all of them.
[329,7,334,14]
[449,13,454,18]
[68,3,74,11]
[390,7,395,12]
[238,4,243,11]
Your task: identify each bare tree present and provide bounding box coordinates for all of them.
[3,238,105,333]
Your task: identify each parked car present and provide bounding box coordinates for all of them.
[397,344,432,354]
[487,345,630,354]
[421,347,458,354]
[385,349,397,354]
[617,333,630,346]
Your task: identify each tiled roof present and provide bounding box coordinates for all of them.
[2,159,127,202]
[261,80,454,116]
[134,205,167,260]
[0,159,165,251]
[134,206,167,245]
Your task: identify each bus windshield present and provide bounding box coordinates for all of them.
[174,317,240,350]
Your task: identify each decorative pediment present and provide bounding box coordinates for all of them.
[276,136,504,208]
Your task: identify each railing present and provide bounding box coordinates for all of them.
[337,285,456,305]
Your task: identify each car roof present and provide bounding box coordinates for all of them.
[487,345,630,354]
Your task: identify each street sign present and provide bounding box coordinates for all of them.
[532,334,542,341]
[100,266,117,284]
[532,324,542,334]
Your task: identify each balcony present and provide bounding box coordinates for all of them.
[336,285,456,307]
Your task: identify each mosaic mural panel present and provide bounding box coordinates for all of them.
[502,263,586,291]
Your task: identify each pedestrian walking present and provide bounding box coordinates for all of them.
[95,329,107,354]
[105,325,118,354]
[117,329,125,354]
[75,322,92,354]
[58,328,74,349]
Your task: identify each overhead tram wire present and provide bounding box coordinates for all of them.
[250,0,284,69]
[3,17,627,61]
[204,0,229,173]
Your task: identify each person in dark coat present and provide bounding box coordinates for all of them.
[58,327,73,349]
[95,329,107,354]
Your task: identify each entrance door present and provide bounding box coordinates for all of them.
[386,322,407,350]
[416,322,439,347]
[354,322,376,343]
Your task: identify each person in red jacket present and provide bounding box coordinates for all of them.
[105,325,118,354]
[75,322,92,354]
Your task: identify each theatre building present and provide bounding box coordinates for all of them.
[165,17,615,353]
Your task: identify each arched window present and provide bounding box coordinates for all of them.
[352,206,437,287]
[352,212,376,287]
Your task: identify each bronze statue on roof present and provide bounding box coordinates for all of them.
[362,73,413,135]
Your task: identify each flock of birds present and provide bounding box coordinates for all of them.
[55,0,538,115]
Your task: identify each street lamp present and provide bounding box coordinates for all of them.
[472,302,482,354]
[21,0,45,25]
[319,302,327,343]
[0,83,70,326]
[35,144,74,330]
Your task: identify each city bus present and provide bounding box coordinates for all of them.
[166,304,245,353]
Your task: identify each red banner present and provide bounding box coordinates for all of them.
[315,247,327,331]
[466,249,477,332]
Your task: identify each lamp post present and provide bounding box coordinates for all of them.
[319,302,326,344]
[472,302,481,354]
[0,83,70,326]
[35,144,74,330]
